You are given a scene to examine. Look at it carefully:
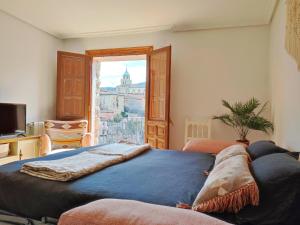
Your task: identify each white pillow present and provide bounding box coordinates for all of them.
[215,144,250,166]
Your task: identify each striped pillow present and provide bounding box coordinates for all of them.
[45,120,88,150]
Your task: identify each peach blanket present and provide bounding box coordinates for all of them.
[58,199,232,225]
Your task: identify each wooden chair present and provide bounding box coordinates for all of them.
[40,120,92,156]
[184,118,212,144]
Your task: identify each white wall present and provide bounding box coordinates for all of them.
[269,0,300,151]
[0,10,271,149]
[0,10,62,123]
[64,26,271,149]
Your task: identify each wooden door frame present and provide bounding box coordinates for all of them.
[85,46,153,143]
[86,46,153,57]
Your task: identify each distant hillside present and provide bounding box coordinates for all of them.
[131,82,146,88]
[101,87,116,91]
[101,82,145,90]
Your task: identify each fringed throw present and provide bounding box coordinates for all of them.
[286,0,300,69]
[193,182,259,213]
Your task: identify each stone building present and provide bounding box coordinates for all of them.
[99,91,125,114]
[117,67,145,95]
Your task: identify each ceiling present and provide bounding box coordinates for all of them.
[0,0,278,39]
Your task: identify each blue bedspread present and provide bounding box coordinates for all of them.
[0,146,214,220]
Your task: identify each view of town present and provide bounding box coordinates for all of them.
[98,60,146,145]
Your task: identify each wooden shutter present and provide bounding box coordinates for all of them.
[145,46,171,149]
[56,51,91,122]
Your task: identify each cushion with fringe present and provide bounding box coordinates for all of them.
[215,144,250,166]
[192,154,259,213]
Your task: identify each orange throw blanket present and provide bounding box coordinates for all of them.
[58,199,232,225]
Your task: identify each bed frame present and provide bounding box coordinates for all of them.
[0,210,57,225]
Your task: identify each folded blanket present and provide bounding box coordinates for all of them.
[88,143,150,159]
[20,144,151,181]
[58,199,232,225]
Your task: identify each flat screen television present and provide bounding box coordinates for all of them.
[0,103,26,136]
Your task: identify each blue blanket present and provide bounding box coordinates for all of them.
[0,146,214,220]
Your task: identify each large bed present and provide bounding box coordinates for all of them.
[0,145,299,225]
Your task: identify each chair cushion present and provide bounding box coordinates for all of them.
[58,199,232,225]
[45,120,88,150]
[183,139,243,154]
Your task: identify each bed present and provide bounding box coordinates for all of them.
[0,145,299,225]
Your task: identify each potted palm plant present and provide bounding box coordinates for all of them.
[213,98,274,145]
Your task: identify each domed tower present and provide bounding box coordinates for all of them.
[121,66,132,86]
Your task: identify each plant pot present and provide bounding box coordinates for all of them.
[236,139,250,146]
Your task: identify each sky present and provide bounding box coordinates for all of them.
[99,60,146,87]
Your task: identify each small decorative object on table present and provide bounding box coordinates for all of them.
[213,97,274,145]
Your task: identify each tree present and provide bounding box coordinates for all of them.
[113,114,123,123]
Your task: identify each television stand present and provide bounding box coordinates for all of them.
[0,135,41,165]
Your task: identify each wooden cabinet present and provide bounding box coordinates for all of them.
[0,136,40,165]
[17,139,39,159]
